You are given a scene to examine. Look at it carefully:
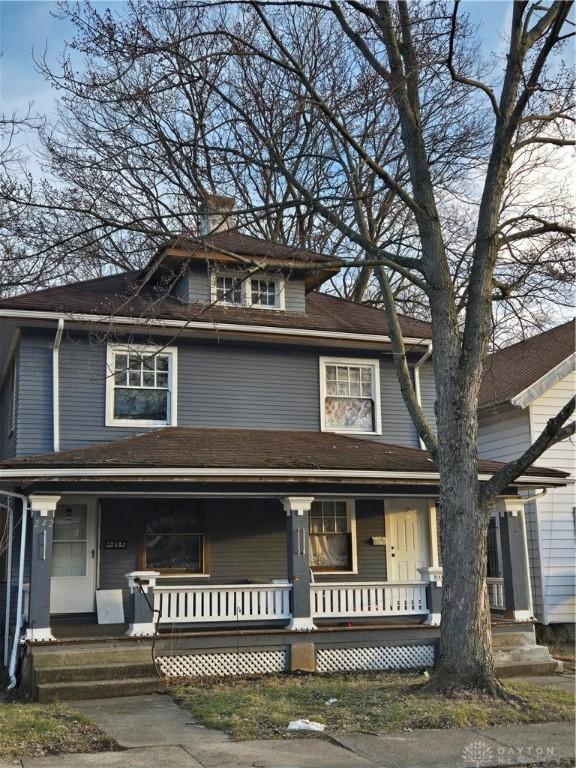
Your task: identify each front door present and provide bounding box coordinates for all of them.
[385,499,429,581]
[50,501,97,614]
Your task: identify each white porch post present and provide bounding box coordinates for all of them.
[494,498,534,621]
[125,571,160,636]
[26,495,61,642]
[282,496,316,631]
[420,501,443,625]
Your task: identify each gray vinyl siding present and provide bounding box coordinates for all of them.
[419,362,437,435]
[175,268,306,313]
[0,351,18,459]
[16,331,53,456]
[97,498,388,605]
[52,332,429,451]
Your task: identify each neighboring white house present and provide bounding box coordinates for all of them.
[479,319,575,628]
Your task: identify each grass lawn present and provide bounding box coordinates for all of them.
[171,671,575,741]
[0,700,118,760]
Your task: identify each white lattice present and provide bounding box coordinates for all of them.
[157,650,288,678]
[317,644,435,672]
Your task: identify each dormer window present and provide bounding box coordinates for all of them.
[215,274,243,306]
[210,270,285,310]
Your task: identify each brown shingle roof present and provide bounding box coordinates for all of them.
[0,428,565,480]
[0,271,432,340]
[479,320,575,410]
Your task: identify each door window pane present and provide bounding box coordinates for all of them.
[52,506,87,578]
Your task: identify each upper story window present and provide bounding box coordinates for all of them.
[106,345,178,427]
[210,270,285,310]
[309,500,357,573]
[320,357,381,435]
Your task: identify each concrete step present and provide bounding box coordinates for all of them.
[496,660,563,677]
[35,661,157,684]
[36,676,163,702]
[31,646,153,668]
[492,632,534,649]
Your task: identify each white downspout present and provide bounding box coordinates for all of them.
[0,490,29,688]
[53,319,64,452]
[3,497,13,667]
[413,343,433,450]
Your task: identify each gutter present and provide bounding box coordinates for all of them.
[1,497,12,667]
[0,490,29,689]
[413,343,433,449]
[0,466,568,485]
[0,308,432,348]
[53,319,64,452]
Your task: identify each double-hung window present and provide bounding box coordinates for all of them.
[309,500,357,573]
[106,345,177,427]
[320,357,381,434]
[211,270,285,310]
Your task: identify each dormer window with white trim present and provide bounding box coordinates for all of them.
[106,345,178,427]
[210,270,285,310]
[320,357,381,435]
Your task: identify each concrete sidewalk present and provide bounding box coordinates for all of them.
[3,690,574,768]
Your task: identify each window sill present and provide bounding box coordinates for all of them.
[155,573,211,580]
[312,570,359,577]
[321,427,382,437]
[105,419,173,428]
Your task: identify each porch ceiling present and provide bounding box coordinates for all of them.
[0,428,568,487]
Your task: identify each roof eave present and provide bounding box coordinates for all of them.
[510,352,576,409]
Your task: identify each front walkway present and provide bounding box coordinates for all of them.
[4,684,574,768]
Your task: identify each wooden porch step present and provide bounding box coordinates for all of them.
[36,677,163,703]
[35,662,157,684]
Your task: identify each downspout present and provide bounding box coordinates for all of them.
[0,490,29,688]
[2,497,13,667]
[53,319,64,452]
[413,343,433,450]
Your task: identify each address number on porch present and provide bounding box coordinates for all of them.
[104,540,127,549]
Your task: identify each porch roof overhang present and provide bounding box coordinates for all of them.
[0,428,568,490]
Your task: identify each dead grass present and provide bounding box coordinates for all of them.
[171,671,575,741]
[0,700,118,759]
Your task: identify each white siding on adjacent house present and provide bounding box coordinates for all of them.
[477,408,545,620]
[529,371,576,625]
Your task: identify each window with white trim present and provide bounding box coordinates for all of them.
[309,500,356,572]
[210,270,285,310]
[106,346,177,427]
[320,358,381,434]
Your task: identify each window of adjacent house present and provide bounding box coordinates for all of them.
[142,505,205,573]
[106,346,177,427]
[320,358,381,434]
[309,500,356,572]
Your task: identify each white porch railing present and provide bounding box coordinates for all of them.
[311,581,428,618]
[487,577,505,610]
[153,583,292,624]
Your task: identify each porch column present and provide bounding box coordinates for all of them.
[419,501,443,625]
[26,495,60,642]
[125,571,160,636]
[282,496,316,632]
[495,498,533,621]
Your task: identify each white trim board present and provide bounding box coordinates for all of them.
[511,352,576,409]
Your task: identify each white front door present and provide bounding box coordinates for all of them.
[50,501,97,614]
[385,499,429,581]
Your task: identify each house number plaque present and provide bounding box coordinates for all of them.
[104,540,127,549]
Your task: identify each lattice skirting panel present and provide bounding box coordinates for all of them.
[157,650,289,678]
[317,644,435,672]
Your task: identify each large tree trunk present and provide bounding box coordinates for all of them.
[425,363,506,695]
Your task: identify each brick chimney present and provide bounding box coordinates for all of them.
[199,194,236,235]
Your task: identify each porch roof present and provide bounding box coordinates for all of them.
[0,428,567,486]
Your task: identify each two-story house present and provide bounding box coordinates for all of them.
[479,320,575,632]
[0,217,567,700]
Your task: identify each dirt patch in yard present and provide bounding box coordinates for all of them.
[0,700,119,760]
[171,671,575,741]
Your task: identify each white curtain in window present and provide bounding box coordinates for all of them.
[310,533,349,568]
